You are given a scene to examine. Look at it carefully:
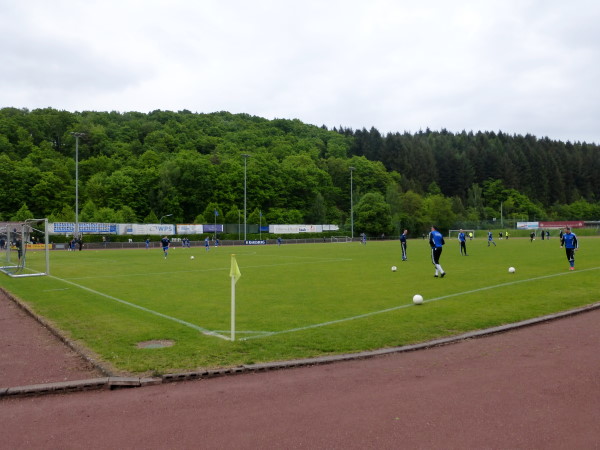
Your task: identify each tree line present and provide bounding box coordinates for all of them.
[1,107,599,236]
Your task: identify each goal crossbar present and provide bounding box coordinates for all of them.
[331,236,352,243]
[448,229,476,239]
[0,218,50,277]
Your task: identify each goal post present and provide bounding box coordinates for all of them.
[448,229,476,239]
[331,236,352,243]
[0,218,50,278]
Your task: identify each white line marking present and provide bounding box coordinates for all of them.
[49,275,230,341]
[239,267,600,341]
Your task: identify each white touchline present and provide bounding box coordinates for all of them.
[49,275,230,341]
[239,267,600,341]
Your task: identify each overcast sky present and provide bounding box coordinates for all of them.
[1,0,599,144]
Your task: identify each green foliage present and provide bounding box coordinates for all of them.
[11,203,34,221]
[144,210,159,224]
[420,194,457,231]
[353,192,393,235]
[1,108,599,230]
[116,205,138,223]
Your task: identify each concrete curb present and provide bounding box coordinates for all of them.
[2,293,599,399]
[1,377,162,399]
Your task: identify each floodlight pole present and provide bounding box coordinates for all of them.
[214,210,218,241]
[242,154,251,242]
[349,166,355,239]
[71,132,85,239]
[160,214,172,224]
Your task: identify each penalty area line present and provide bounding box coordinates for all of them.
[240,267,600,341]
[49,275,230,341]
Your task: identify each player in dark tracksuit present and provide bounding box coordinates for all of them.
[161,236,170,259]
[399,229,408,261]
[458,229,467,256]
[429,226,446,278]
[560,226,578,270]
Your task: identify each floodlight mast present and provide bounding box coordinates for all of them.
[242,154,251,242]
[349,166,355,239]
[160,214,173,224]
[71,132,85,239]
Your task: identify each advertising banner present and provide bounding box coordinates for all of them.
[50,222,117,234]
[539,221,585,229]
[177,224,204,234]
[129,224,176,235]
[203,224,223,233]
[516,222,539,230]
[269,224,328,234]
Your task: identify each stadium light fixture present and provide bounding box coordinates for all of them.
[70,132,85,239]
[349,166,355,239]
[160,214,173,224]
[242,154,251,242]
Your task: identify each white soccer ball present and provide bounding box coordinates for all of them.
[413,294,424,305]
[190,256,195,260]
[508,266,515,273]
[391,266,397,272]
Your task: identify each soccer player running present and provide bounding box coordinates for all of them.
[161,236,170,259]
[487,230,497,247]
[458,229,468,256]
[399,229,408,261]
[560,226,578,270]
[429,226,446,278]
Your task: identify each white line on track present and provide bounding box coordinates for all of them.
[239,267,600,341]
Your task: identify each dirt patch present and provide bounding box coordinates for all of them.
[136,340,175,349]
[0,289,104,387]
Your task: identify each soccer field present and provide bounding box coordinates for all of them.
[1,237,599,374]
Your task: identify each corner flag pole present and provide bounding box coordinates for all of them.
[230,254,241,341]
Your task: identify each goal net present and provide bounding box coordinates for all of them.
[0,218,50,277]
[448,229,476,239]
[331,236,352,243]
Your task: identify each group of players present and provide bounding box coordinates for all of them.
[159,235,217,258]
[399,226,579,277]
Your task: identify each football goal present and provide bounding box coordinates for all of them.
[331,236,353,243]
[448,229,476,239]
[0,218,50,277]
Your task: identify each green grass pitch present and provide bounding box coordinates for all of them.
[1,237,598,375]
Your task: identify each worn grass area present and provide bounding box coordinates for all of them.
[1,236,598,375]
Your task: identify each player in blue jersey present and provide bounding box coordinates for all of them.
[487,230,496,247]
[399,229,408,261]
[458,229,468,256]
[560,226,578,270]
[429,226,446,278]
[161,236,170,259]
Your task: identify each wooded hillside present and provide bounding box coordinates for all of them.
[1,107,599,235]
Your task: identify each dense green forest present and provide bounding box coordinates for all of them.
[1,107,599,235]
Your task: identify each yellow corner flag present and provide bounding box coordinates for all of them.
[230,254,241,284]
